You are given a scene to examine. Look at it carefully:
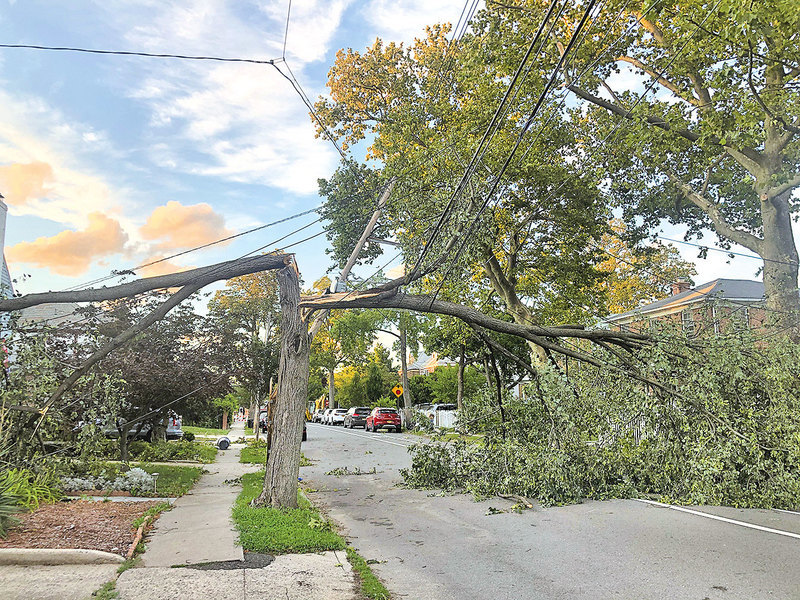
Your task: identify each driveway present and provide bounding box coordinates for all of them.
[303,423,800,600]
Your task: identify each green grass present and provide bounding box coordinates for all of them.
[232,471,345,554]
[346,547,391,600]
[232,471,391,598]
[239,447,312,466]
[91,581,118,599]
[245,427,254,435]
[182,425,230,436]
[239,445,268,464]
[132,463,203,497]
[132,502,171,528]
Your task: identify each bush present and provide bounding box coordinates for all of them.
[183,432,195,442]
[61,467,154,495]
[127,440,217,463]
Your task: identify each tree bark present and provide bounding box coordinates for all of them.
[456,343,465,412]
[759,189,800,324]
[327,367,336,409]
[258,266,309,508]
[399,326,412,424]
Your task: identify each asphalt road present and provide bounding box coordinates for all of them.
[302,422,800,600]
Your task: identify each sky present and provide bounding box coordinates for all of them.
[0,0,786,306]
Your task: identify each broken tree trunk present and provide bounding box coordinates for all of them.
[258,265,309,508]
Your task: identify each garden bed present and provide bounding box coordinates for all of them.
[0,500,162,555]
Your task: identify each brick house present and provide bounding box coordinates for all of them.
[605,278,767,335]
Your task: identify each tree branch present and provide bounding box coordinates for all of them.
[617,56,700,106]
[0,254,291,312]
[766,173,800,201]
[663,168,764,253]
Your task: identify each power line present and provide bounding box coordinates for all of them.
[409,0,564,277]
[0,43,279,64]
[428,0,601,305]
[655,235,798,266]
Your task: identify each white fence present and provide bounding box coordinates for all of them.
[432,410,458,429]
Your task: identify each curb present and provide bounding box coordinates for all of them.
[0,548,125,565]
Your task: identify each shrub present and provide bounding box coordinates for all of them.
[61,467,154,495]
[183,432,195,442]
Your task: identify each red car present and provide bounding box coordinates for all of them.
[366,407,402,433]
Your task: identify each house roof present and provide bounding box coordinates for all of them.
[407,352,458,372]
[606,278,765,323]
[16,302,84,327]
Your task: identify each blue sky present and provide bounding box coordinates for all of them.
[0,0,782,303]
[0,0,471,296]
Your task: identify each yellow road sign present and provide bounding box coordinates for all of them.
[392,385,403,397]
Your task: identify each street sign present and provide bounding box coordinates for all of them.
[392,385,403,397]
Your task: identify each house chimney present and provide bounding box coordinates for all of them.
[670,278,691,296]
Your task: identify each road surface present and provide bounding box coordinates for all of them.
[302,422,800,600]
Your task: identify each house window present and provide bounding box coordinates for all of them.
[681,309,695,334]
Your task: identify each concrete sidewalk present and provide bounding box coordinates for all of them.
[115,420,358,599]
[139,421,252,567]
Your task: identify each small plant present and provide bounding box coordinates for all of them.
[0,468,62,511]
[182,432,195,442]
[0,476,23,539]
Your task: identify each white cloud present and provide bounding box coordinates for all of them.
[363,0,478,43]
[0,90,126,228]
[94,0,347,195]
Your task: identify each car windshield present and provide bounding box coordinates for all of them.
[436,404,457,410]
[378,409,397,414]
[334,409,347,414]
[355,408,371,414]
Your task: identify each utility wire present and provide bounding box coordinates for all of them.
[0,43,279,64]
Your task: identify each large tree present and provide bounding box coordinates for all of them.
[551,0,800,317]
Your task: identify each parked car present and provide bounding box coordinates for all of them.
[329,408,348,426]
[344,407,371,429]
[312,409,325,423]
[366,407,402,432]
[102,413,183,441]
[321,408,334,425]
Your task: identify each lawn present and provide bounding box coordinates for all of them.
[182,425,230,436]
[131,463,203,497]
[231,471,391,599]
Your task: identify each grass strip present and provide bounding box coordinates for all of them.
[232,471,391,598]
[233,471,345,554]
[345,547,391,599]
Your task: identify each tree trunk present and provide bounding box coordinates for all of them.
[759,190,799,323]
[221,410,228,431]
[151,415,167,444]
[399,326,412,424]
[258,266,310,508]
[327,367,336,409]
[456,343,465,412]
[119,428,130,463]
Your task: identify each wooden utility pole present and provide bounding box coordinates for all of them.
[258,265,309,508]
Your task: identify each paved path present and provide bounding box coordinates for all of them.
[139,421,252,567]
[303,423,800,600]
